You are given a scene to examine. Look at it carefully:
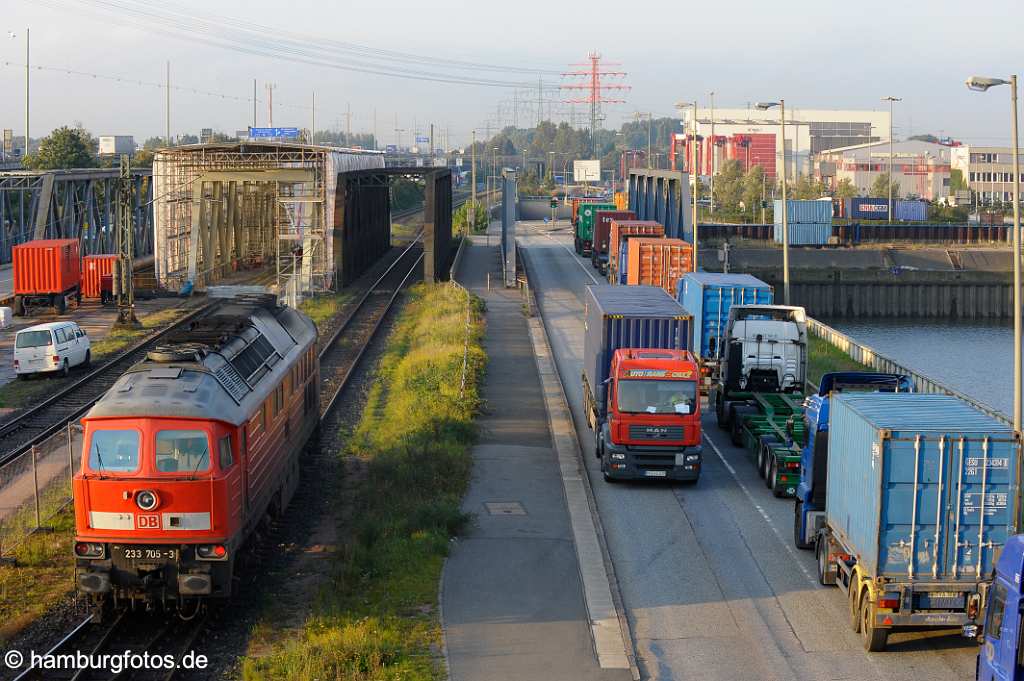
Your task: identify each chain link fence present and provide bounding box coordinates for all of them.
[0,423,82,557]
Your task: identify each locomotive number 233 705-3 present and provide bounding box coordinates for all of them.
[118,546,179,561]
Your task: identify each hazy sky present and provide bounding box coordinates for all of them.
[1,0,1021,147]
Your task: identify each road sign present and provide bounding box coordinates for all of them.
[573,160,601,182]
[415,135,429,143]
[249,127,300,139]
[385,144,398,153]
[455,157,463,167]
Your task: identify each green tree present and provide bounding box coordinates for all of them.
[949,168,968,192]
[834,178,859,199]
[870,172,900,199]
[740,165,767,215]
[132,148,156,168]
[23,125,98,170]
[712,159,744,212]
[787,174,827,200]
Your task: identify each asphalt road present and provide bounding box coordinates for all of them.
[518,220,977,681]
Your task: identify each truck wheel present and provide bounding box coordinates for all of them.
[12,296,24,316]
[769,459,784,496]
[849,580,862,632]
[860,591,888,652]
[761,450,772,481]
[54,294,66,314]
[60,359,69,378]
[716,394,730,430]
[816,538,837,586]
[595,430,605,460]
[793,501,813,550]
[756,443,768,478]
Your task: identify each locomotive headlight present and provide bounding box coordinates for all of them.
[74,542,105,558]
[135,489,159,511]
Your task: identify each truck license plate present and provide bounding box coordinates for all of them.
[644,470,667,477]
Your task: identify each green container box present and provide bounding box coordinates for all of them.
[576,203,616,242]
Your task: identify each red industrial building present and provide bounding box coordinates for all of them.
[670,133,778,178]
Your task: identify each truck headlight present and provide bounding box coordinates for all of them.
[611,453,626,460]
[685,454,700,462]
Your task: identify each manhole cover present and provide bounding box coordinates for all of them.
[485,502,526,516]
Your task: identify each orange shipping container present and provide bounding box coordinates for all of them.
[82,254,118,299]
[608,220,663,283]
[12,238,81,296]
[626,238,694,295]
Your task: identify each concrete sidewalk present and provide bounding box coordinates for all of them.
[442,234,631,681]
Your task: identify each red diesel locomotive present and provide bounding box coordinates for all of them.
[73,296,319,614]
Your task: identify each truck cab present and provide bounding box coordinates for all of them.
[793,372,912,549]
[968,534,1024,680]
[596,348,702,482]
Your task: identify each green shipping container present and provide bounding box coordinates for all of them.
[576,203,616,242]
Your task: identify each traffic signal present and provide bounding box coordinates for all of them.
[550,199,558,208]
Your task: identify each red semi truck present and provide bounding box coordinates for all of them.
[582,285,703,482]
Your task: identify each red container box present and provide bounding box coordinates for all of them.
[607,220,663,282]
[592,210,635,261]
[626,237,694,295]
[12,238,81,296]
[83,254,118,299]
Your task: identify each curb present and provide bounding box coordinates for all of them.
[519,249,641,680]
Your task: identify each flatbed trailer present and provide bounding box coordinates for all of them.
[727,391,806,497]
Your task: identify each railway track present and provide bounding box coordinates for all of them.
[0,302,218,467]
[8,231,426,681]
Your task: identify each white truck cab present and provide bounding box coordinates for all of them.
[14,321,91,378]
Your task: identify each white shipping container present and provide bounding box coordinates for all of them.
[99,136,136,156]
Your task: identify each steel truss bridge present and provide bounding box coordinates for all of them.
[0,168,153,263]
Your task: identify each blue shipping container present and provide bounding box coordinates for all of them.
[676,272,773,359]
[583,285,692,418]
[827,393,1018,580]
[773,222,831,245]
[773,199,833,224]
[895,199,928,222]
[847,197,891,220]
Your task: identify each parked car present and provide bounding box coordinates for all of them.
[14,321,91,378]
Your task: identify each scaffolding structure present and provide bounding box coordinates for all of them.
[152,143,384,296]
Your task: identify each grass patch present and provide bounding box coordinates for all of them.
[0,510,74,645]
[89,308,185,360]
[299,292,354,328]
[241,282,486,681]
[807,334,871,390]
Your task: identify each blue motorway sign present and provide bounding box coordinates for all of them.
[415,135,429,143]
[249,127,300,138]
[385,144,398,153]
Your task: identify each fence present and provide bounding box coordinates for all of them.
[0,423,82,557]
[806,317,1011,425]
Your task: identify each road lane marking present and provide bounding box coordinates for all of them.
[702,433,818,586]
[524,223,603,286]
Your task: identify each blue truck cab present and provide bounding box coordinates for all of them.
[793,372,912,550]
[967,535,1024,680]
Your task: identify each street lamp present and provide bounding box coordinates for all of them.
[882,96,902,222]
[675,101,700,272]
[755,100,790,304]
[9,30,27,157]
[967,74,1021,432]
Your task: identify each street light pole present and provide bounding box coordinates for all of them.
[710,91,715,215]
[471,130,477,228]
[882,96,902,222]
[967,74,1022,432]
[25,28,29,156]
[755,99,790,304]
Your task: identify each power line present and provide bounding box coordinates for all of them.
[37,0,551,87]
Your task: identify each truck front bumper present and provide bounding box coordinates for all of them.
[604,442,702,481]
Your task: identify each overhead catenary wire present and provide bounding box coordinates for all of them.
[34,0,550,87]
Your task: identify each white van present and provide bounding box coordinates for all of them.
[14,321,91,378]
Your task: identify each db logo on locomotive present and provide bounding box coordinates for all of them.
[136,515,160,530]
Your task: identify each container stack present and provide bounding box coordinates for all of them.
[625,238,694,295]
[608,220,664,283]
[773,199,833,245]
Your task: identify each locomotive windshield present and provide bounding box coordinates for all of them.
[88,430,141,472]
[155,430,210,474]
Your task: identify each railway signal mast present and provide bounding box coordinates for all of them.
[115,154,139,327]
[561,53,629,158]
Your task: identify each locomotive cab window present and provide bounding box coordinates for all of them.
[155,430,210,474]
[88,429,141,473]
[218,435,234,470]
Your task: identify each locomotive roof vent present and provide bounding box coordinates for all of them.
[147,344,207,363]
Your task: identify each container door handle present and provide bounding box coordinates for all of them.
[932,436,945,579]
[976,436,990,579]
[909,435,921,581]
[952,437,966,579]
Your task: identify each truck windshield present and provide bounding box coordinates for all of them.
[16,331,53,348]
[155,430,210,474]
[88,429,141,473]
[618,380,697,415]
